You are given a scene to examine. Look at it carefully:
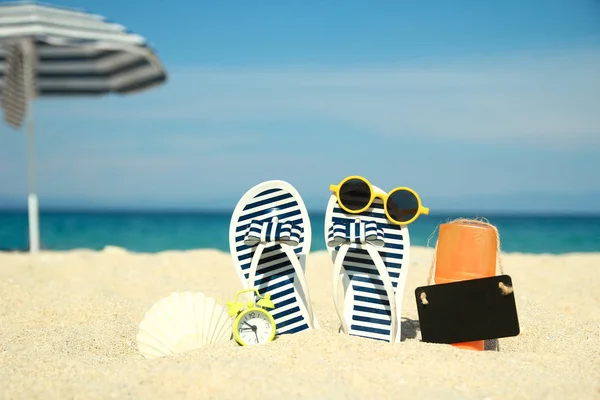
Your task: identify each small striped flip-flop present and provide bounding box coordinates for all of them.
[324,184,411,343]
[229,180,319,336]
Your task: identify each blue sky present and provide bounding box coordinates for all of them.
[1,0,600,212]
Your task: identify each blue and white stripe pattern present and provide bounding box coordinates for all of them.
[244,218,302,247]
[0,2,167,104]
[327,220,385,247]
[326,194,409,342]
[231,186,312,335]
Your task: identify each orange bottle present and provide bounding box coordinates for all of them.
[433,220,498,351]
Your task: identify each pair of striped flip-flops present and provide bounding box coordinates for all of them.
[229,180,416,343]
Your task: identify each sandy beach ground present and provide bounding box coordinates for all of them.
[0,246,598,400]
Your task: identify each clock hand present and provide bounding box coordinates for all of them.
[254,330,259,343]
[242,321,255,329]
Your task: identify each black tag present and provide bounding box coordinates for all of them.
[415,275,520,344]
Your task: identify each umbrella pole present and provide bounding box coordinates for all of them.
[24,38,40,253]
[26,104,39,253]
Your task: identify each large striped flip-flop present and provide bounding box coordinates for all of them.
[229,180,319,335]
[324,185,411,343]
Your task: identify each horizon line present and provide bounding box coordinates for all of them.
[0,207,599,217]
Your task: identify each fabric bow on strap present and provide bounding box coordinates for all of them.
[327,219,385,247]
[244,218,303,247]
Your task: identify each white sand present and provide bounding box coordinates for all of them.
[0,246,598,400]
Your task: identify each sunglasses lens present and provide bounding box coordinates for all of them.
[339,179,371,211]
[387,189,419,223]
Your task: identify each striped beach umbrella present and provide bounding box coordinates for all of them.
[0,1,168,253]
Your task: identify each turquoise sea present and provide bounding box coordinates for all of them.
[0,211,599,254]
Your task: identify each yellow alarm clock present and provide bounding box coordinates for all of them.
[227,288,276,346]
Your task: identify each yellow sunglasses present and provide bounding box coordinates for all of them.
[329,175,430,225]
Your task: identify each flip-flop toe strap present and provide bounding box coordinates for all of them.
[327,219,398,343]
[244,218,316,329]
[332,245,350,334]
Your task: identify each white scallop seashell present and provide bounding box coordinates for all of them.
[137,291,232,359]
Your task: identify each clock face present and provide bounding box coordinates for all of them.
[237,309,274,345]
